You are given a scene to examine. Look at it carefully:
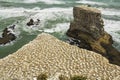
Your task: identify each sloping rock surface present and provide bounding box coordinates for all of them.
[0,33,120,80]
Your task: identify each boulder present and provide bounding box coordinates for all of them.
[66,5,120,66]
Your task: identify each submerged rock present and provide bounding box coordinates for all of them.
[0,33,120,80]
[66,5,120,66]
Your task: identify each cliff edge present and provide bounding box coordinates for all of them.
[0,33,120,80]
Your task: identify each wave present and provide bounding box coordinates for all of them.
[104,19,120,44]
[44,23,69,33]
[9,7,72,35]
[23,0,38,3]
[99,8,120,16]
[23,0,65,4]
[76,0,107,6]
[0,0,65,4]
[0,7,28,19]
[0,7,73,18]
[0,0,23,3]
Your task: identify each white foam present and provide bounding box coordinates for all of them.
[0,0,65,4]
[17,7,72,34]
[0,23,20,38]
[104,19,120,32]
[7,28,15,34]
[0,7,28,19]
[0,0,23,3]
[44,23,69,33]
[39,0,65,4]
[0,7,42,19]
[22,25,41,33]
[104,19,120,43]
[0,7,73,20]
[23,0,65,4]
[76,0,107,5]
[23,0,38,3]
[32,7,72,20]
[99,8,120,16]
[23,7,73,30]
[9,24,21,36]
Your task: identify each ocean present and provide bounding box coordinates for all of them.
[0,0,120,58]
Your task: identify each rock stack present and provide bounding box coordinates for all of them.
[66,5,120,66]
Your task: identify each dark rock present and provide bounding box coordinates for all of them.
[2,28,10,37]
[27,19,34,26]
[0,35,16,44]
[66,5,120,66]
[9,25,15,30]
[27,19,40,26]
[0,26,16,45]
[67,38,92,50]
[35,19,40,25]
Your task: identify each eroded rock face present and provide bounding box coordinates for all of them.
[66,5,120,66]
[0,33,120,80]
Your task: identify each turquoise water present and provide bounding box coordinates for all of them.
[0,0,120,58]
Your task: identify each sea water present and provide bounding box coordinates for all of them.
[0,0,120,58]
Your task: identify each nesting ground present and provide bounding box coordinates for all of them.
[0,33,120,80]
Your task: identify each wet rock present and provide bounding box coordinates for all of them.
[2,28,10,37]
[27,19,34,26]
[0,34,16,44]
[67,38,92,50]
[66,5,120,66]
[9,25,15,30]
[0,25,16,45]
[26,19,40,26]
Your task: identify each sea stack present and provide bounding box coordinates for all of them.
[66,5,120,66]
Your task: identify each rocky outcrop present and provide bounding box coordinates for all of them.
[66,5,120,66]
[27,19,34,26]
[0,26,16,44]
[0,33,16,44]
[0,33,120,80]
[26,19,40,26]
